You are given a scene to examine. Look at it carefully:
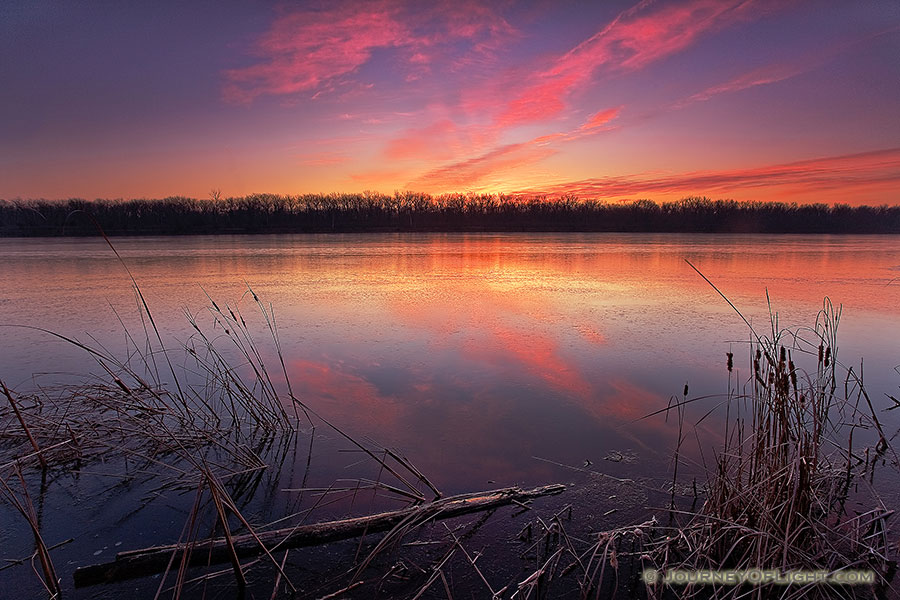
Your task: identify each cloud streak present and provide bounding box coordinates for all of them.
[408,141,556,191]
[671,63,805,111]
[379,0,781,192]
[521,148,900,200]
[223,4,405,104]
[404,106,621,191]
[673,25,900,109]
[492,0,780,128]
[580,107,621,131]
[223,0,515,104]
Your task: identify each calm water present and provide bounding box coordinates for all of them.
[1,233,899,595]
[1,233,899,487]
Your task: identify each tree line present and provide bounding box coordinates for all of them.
[2,193,899,235]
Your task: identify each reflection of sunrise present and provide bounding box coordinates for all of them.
[2,1,898,204]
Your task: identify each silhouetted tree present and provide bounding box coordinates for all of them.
[1,194,898,236]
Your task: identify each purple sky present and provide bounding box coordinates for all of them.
[2,0,899,204]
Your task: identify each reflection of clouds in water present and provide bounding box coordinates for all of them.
[460,324,593,399]
[4,234,900,492]
[289,358,404,431]
[284,327,680,492]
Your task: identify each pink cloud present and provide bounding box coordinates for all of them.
[223,1,516,104]
[408,141,556,191]
[267,0,786,195]
[385,119,463,161]
[387,0,778,193]
[520,147,900,200]
[495,76,576,128]
[681,63,804,106]
[580,107,622,131]
[377,106,620,190]
[223,4,407,104]
[492,0,782,128]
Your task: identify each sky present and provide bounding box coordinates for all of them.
[1,0,900,205]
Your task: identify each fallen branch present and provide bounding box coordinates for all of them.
[74,483,565,587]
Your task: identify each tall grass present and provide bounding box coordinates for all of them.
[641,296,896,599]
[0,271,441,596]
[467,293,897,600]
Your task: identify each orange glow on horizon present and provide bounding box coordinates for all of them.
[2,1,898,205]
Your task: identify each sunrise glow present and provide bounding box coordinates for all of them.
[2,1,899,204]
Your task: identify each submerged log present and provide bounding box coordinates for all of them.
[74,483,565,587]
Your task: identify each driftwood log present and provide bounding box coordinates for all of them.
[74,483,565,587]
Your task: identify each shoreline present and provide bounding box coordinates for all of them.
[4,196,900,236]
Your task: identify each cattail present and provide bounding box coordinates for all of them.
[789,360,797,391]
[726,352,734,372]
[818,343,824,364]
[683,383,689,397]
[824,347,831,367]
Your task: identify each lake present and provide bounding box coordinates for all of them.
[1,233,899,596]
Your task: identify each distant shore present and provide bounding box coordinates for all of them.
[2,194,900,236]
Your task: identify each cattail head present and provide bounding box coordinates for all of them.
[824,347,831,367]
[726,352,734,372]
[683,383,689,397]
